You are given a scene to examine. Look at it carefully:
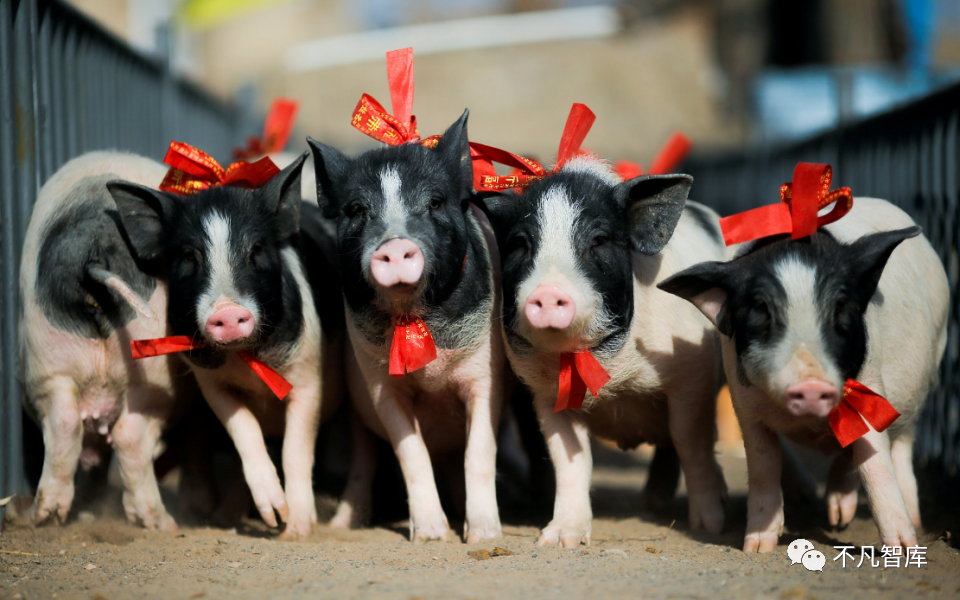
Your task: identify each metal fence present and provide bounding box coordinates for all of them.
[0,0,241,501]
[687,80,960,475]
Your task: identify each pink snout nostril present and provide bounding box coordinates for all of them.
[524,285,576,330]
[205,306,255,344]
[784,379,839,418]
[370,238,424,289]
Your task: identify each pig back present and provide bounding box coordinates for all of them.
[824,197,950,424]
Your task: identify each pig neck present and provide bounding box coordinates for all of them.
[346,210,493,350]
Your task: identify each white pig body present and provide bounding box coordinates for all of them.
[20,151,194,529]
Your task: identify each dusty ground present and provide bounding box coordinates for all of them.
[2,443,959,600]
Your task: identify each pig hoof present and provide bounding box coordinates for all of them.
[878,514,918,550]
[826,488,859,527]
[688,491,725,534]
[465,524,502,545]
[33,488,73,525]
[279,522,312,541]
[330,501,370,529]
[157,512,178,532]
[412,522,456,543]
[536,520,591,548]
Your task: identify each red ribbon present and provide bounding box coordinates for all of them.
[613,131,693,181]
[130,336,293,400]
[718,162,853,246]
[388,316,438,377]
[351,48,439,148]
[554,350,612,413]
[472,103,596,193]
[233,98,300,159]
[828,379,901,447]
[159,141,281,196]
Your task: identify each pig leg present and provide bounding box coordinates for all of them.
[825,446,860,528]
[330,410,378,529]
[639,444,681,511]
[204,386,289,529]
[739,416,784,553]
[534,399,593,548]
[890,429,921,529]
[463,383,503,544]
[375,389,454,543]
[31,378,83,524]
[111,402,177,531]
[853,428,918,549]
[667,388,727,534]
[278,377,321,540]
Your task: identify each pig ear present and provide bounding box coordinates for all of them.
[846,225,922,310]
[307,137,349,219]
[476,191,523,243]
[106,181,175,261]
[434,108,473,201]
[619,174,692,255]
[657,261,733,336]
[260,151,306,240]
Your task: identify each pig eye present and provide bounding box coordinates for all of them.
[592,235,609,247]
[346,203,366,219]
[181,249,198,264]
[429,196,444,210]
[748,298,769,323]
[248,242,263,262]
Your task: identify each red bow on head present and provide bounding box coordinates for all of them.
[828,379,901,447]
[554,350,612,413]
[351,48,442,149]
[612,131,693,181]
[233,98,300,160]
[131,336,293,400]
[718,162,853,247]
[159,141,281,196]
[471,103,596,193]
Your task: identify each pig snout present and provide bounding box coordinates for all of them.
[371,238,424,288]
[205,305,255,344]
[784,379,839,418]
[524,285,576,330]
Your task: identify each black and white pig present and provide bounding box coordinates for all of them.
[107,154,340,539]
[659,197,949,552]
[20,151,197,530]
[307,110,510,543]
[480,155,729,547]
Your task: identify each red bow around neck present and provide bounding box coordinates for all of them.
[471,103,596,193]
[613,131,693,181]
[718,162,853,247]
[131,336,293,400]
[828,379,901,447]
[159,141,281,196]
[554,350,612,413]
[233,98,300,160]
[388,315,438,377]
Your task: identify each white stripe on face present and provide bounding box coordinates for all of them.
[758,257,842,395]
[379,166,406,235]
[196,212,261,330]
[516,184,606,345]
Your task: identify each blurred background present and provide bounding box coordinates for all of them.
[63,0,960,161]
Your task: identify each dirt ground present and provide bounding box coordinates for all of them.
[2,442,959,600]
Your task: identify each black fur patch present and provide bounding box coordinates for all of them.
[36,175,156,339]
[683,201,724,246]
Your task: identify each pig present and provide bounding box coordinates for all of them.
[480,155,729,547]
[658,197,949,552]
[20,151,197,530]
[307,109,510,543]
[106,154,339,539]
